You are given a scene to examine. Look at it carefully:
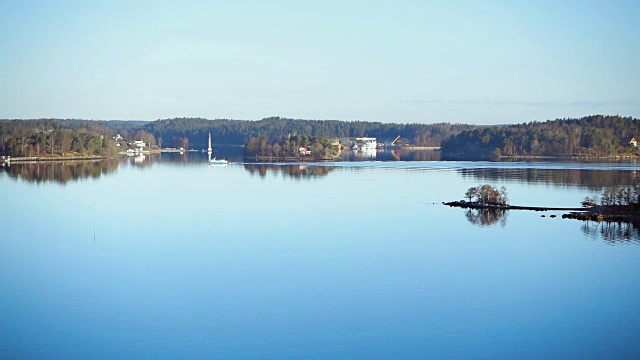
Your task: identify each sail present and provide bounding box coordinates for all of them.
[208,132,212,152]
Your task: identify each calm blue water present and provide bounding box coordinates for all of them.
[1,153,640,359]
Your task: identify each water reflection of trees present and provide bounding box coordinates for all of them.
[581,221,640,245]
[465,208,508,227]
[389,149,441,161]
[459,168,640,190]
[340,149,441,162]
[244,164,335,179]
[1,159,120,185]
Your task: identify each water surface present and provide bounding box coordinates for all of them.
[1,154,639,359]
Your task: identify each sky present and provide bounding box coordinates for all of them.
[0,0,639,124]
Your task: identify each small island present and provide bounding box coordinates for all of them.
[563,187,640,223]
[243,134,342,162]
[445,185,640,223]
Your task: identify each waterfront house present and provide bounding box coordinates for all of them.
[113,134,123,146]
[622,136,638,148]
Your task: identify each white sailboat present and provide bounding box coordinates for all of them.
[207,132,228,165]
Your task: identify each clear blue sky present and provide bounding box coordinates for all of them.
[1,0,638,124]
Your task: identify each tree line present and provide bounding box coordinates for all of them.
[3,114,638,159]
[442,115,640,158]
[1,117,479,157]
[0,119,151,157]
[143,116,477,148]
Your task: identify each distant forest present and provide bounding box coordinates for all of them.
[441,115,640,158]
[142,117,475,148]
[1,115,639,159]
[0,117,474,157]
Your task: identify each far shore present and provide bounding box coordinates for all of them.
[3,155,109,164]
[401,146,440,150]
[1,148,194,164]
[442,152,640,161]
[244,155,339,162]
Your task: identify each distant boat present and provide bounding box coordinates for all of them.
[207,132,228,165]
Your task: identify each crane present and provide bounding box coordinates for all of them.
[391,135,401,147]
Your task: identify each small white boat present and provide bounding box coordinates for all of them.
[207,132,228,165]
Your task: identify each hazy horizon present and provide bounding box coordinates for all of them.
[1,113,639,126]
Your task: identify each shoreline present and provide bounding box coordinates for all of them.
[4,155,110,164]
[244,155,339,162]
[400,146,441,150]
[442,153,640,161]
[442,201,586,212]
[2,148,198,164]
